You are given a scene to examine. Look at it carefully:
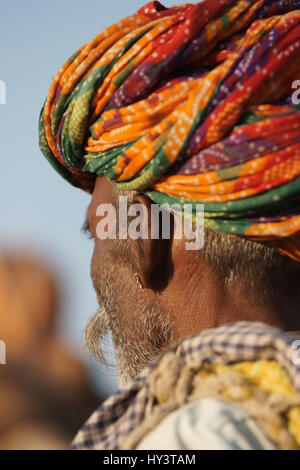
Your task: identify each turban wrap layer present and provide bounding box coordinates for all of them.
[39,0,300,261]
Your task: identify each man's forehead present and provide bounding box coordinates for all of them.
[87,176,115,221]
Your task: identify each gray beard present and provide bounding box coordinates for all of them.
[86,248,173,387]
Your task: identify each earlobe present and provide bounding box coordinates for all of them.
[131,194,173,291]
[134,273,144,290]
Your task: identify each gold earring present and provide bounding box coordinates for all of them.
[134,273,144,290]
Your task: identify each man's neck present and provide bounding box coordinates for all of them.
[168,270,300,341]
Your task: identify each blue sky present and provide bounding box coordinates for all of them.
[0,0,191,395]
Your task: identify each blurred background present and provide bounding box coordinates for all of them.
[0,0,180,449]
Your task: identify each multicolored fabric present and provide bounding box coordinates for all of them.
[69,321,300,450]
[39,0,300,261]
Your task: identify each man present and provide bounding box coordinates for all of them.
[39,1,300,449]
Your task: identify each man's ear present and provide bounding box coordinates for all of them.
[129,194,173,290]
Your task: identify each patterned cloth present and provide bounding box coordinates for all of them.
[70,322,300,450]
[39,0,300,261]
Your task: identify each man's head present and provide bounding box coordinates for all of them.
[85,177,300,385]
[38,2,300,384]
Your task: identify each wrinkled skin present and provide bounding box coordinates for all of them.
[87,177,300,385]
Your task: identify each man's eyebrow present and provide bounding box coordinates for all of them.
[81,212,93,239]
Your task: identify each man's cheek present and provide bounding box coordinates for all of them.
[92,235,111,264]
[91,248,105,304]
[91,242,104,288]
[91,238,113,293]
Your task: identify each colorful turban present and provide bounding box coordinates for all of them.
[39,0,300,261]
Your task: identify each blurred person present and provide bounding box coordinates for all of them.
[0,253,99,449]
[39,1,300,450]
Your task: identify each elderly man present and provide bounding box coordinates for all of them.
[39,1,300,450]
